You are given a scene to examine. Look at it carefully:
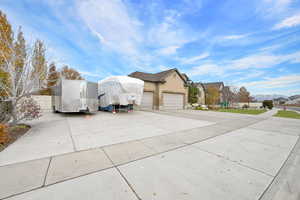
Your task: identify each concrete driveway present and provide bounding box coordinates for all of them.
[0,111,214,166]
[0,109,299,200]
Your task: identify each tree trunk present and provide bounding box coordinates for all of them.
[9,99,18,126]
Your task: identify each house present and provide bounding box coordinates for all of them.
[273,97,288,105]
[202,82,224,104]
[181,73,192,85]
[129,68,188,110]
[222,86,232,106]
[194,83,206,105]
[285,97,300,105]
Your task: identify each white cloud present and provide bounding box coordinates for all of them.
[79,70,102,78]
[273,13,300,29]
[77,0,142,56]
[158,65,171,71]
[282,88,300,94]
[259,0,293,17]
[148,11,194,50]
[157,45,180,55]
[259,44,283,52]
[230,54,281,69]
[222,34,249,40]
[229,51,300,70]
[233,70,266,83]
[186,51,300,79]
[285,51,300,63]
[187,63,224,77]
[180,52,210,64]
[242,74,300,89]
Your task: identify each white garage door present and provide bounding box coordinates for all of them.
[141,92,153,109]
[163,93,184,110]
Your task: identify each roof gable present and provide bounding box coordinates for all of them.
[129,68,187,84]
[202,82,224,90]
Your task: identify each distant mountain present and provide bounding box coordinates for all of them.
[253,94,288,101]
[289,95,300,100]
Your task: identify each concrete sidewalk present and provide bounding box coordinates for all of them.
[257,108,279,118]
[1,111,299,200]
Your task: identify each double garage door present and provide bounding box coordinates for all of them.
[140,92,184,110]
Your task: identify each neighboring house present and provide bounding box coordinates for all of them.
[222,86,232,106]
[202,82,224,104]
[273,97,288,105]
[289,95,300,100]
[129,68,188,110]
[181,73,192,85]
[285,97,300,105]
[194,83,206,105]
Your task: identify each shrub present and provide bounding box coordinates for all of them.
[242,104,249,109]
[16,97,42,122]
[263,100,273,109]
[0,124,9,144]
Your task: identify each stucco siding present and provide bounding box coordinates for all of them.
[144,82,156,92]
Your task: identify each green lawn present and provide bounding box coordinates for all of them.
[216,108,267,115]
[274,110,300,119]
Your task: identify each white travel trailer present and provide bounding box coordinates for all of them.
[52,79,98,113]
[98,76,144,112]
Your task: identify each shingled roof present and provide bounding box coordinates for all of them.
[202,82,224,90]
[129,68,187,83]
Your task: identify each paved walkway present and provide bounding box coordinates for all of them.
[0,110,299,200]
[257,108,279,118]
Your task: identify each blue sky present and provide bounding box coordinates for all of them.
[1,0,300,95]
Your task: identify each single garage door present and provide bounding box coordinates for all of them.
[141,92,153,109]
[163,93,184,110]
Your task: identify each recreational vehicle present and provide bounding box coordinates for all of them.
[52,79,98,113]
[98,76,144,112]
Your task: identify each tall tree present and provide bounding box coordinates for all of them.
[13,27,26,95]
[47,62,60,88]
[238,86,250,103]
[31,39,47,89]
[205,87,220,107]
[0,10,13,97]
[0,10,44,125]
[60,65,84,80]
[188,83,199,104]
[0,37,45,125]
[40,62,60,95]
[229,86,240,106]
